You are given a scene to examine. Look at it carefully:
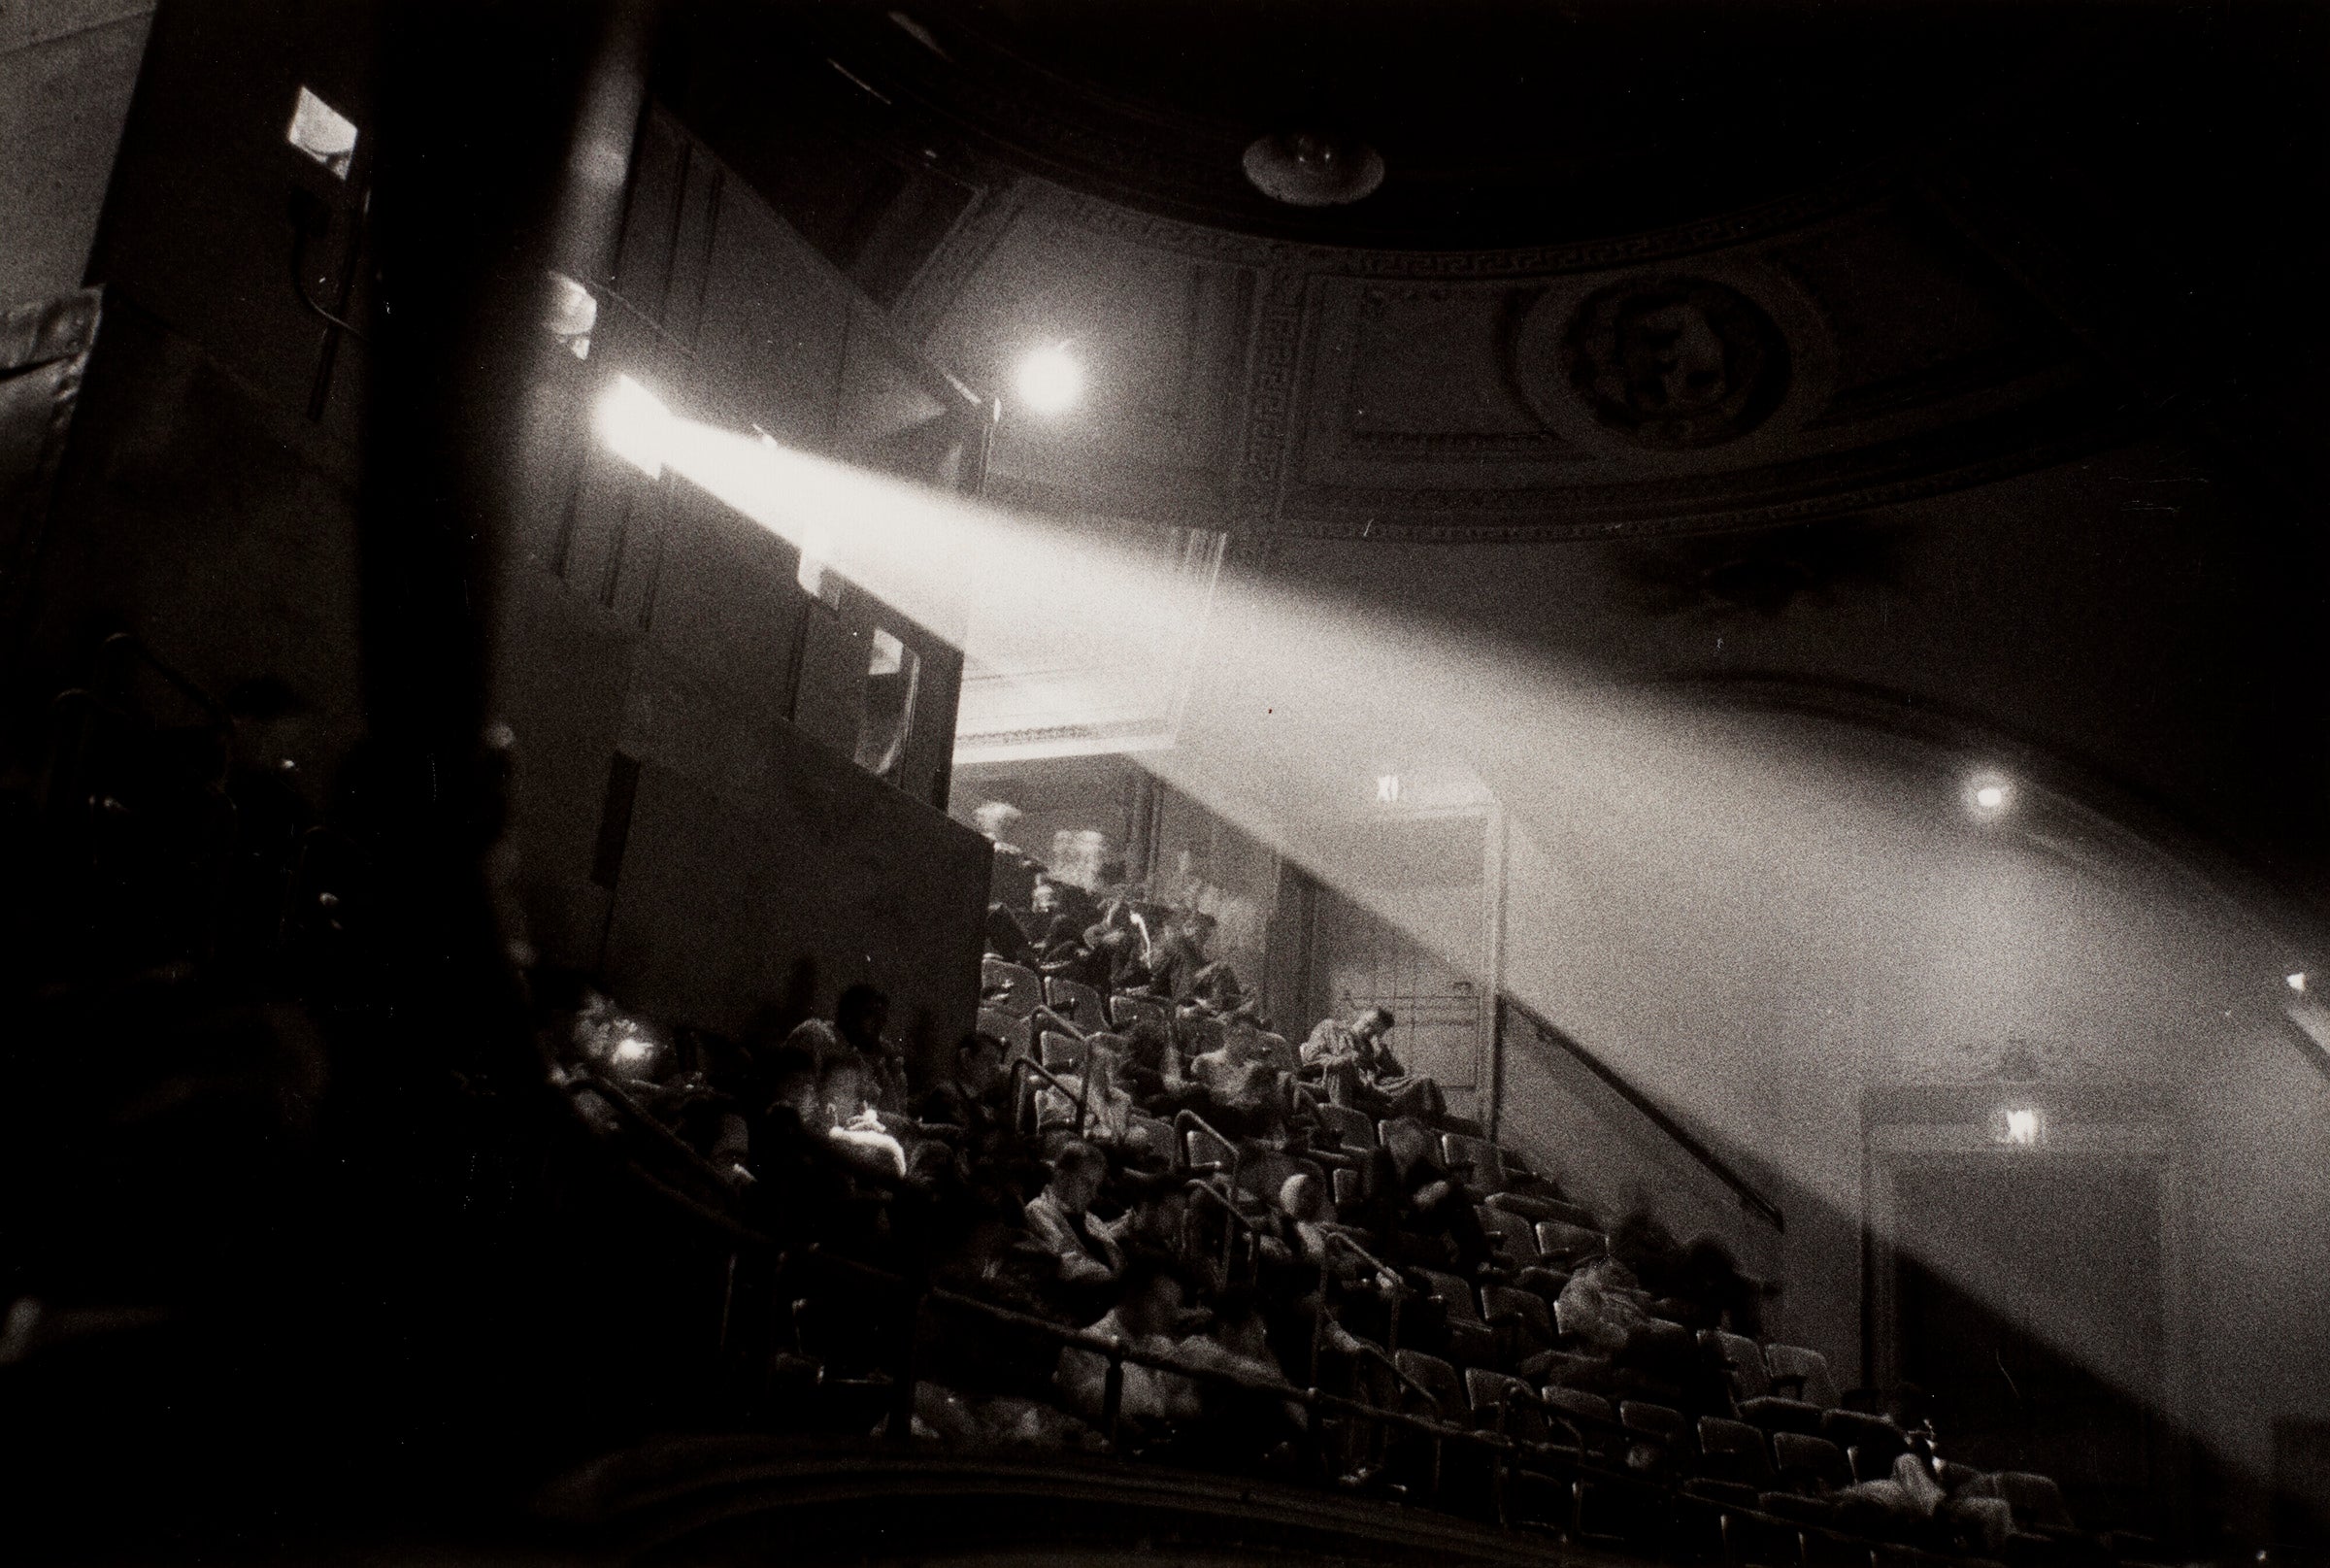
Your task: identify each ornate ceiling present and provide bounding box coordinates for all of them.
[663,2,2318,543]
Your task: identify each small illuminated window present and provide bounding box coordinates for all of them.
[854,627,920,784]
[1988,1106,2045,1148]
[286,86,358,180]
[1376,774,1402,804]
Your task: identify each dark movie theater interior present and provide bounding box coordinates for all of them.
[4,2,2329,1563]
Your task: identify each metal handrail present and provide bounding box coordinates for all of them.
[1179,1177,1265,1284]
[1497,993,1784,1233]
[1169,1108,1243,1190]
[1009,1055,1095,1140]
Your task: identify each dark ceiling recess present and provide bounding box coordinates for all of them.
[686,0,2222,251]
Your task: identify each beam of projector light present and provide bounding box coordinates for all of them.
[616,405,2315,1481]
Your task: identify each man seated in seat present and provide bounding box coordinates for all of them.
[1082,897,1155,993]
[1022,1140,1130,1289]
[811,1052,911,1183]
[1188,1030,1302,1143]
[1300,1005,1446,1122]
[1033,1036,1135,1146]
[1114,1018,1210,1117]
[1171,1288,1309,1466]
[973,800,1045,911]
[917,1031,1015,1162]
[1145,910,1252,1016]
[782,984,912,1116]
[1053,1253,1204,1434]
[1366,1118,1495,1276]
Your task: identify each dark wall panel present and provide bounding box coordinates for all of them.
[600,732,989,1079]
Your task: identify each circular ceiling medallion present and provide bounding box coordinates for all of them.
[1241,132,1386,208]
[1558,277,1790,449]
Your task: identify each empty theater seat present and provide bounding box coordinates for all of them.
[1442,1132,1508,1193]
[1044,975,1108,1032]
[1695,1416,1778,1490]
[1392,1348,1469,1422]
[1821,1407,1909,1483]
[1415,1269,1498,1366]
[977,1007,1033,1061]
[1535,1219,1607,1267]
[981,957,1045,1016]
[1480,1284,1557,1369]
[1178,1014,1227,1059]
[1619,1400,1695,1473]
[1476,1203,1542,1267]
[1109,992,1171,1031]
[1311,1103,1379,1152]
[1772,1431,1855,1495]
[1466,1367,1557,1444]
[1485,1189,1596,1228]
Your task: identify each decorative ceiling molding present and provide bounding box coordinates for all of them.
[887,152,2141,542]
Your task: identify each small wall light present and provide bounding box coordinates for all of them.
[1965,770,2014,820]
[1015,342,1083,415]
[1988,1105,2046,1148]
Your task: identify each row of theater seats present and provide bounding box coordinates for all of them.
[958,956,2118,1566]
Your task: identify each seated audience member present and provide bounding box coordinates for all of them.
[1146,910,1249,1015]
[782,984,911,1116]
[1554,1256,1650,1359]
[1300,1005,1445,1121]
[919,1031,1014,1153]
[1082,898,1155,993]
[1672,1232,1769,1335]
[1032,874,1102,940]
[1023,1141,1129,1288]
[1367,1118,1494,1274]
[973,800,1044,911]
[813,1054,910,1182]
[1174,1289,1308,1460]
[1054,1254,1204,1433]
[1115,1018,1209,1116]
[1034,1038,1135,1146]
[984,902,1037,965]
[1278,1172,1374,1276]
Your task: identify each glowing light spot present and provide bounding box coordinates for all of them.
[597,374,672,478]
[286,86,357,180]
[1975,785,2004,810]
[1966,772,2013,817]
[1015,344,1083,415]
[1990,1106,2044,1147]
[1376,774,1402,803]
[2289,972,2308,993]
[613,1036,652,1064]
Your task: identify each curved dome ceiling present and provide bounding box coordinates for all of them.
[810,0,2141,249]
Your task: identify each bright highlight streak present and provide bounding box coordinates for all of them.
[1015,343,1083,415]
[603,395,2306,1503]
[598,374,673,478]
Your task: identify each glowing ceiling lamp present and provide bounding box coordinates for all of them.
[597,374,673,478]
[1988,1105,2045,1147]
[1964,770,2013,820]
[1014,342,1083,416]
